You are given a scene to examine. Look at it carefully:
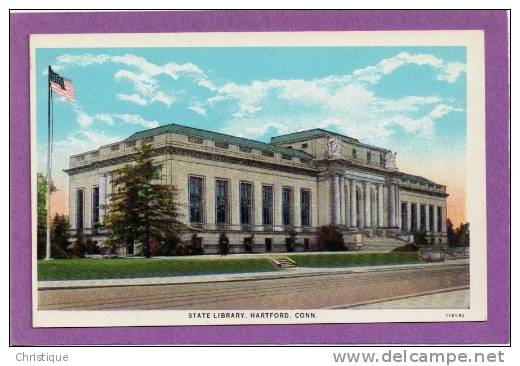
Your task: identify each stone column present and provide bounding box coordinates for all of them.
[364,182,371,228]
[231,180,240,229]
[389,184,396,227]
[333,175,340,225]
[377,183,384,228]
[416,203,421,231]
[425,204,430,233]
[350,180,357,229]
[433,204,438,233]
[407,201,412,232]
[339,176,346,226]
[254,182,263,231]
[344,178,350,228]
[395,188,401,229]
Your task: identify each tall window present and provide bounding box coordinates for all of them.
[367,151,371,162]
[76,189,84,230]
[420,204,426,231]
[262,185,273,226]
[282,187,293,227]
[401,202,408,231]
[215,179,229,225]
[240,182,253,227]
[411,203,417,232]
[92,186,99,228]
[300,189,311,227]
[189,176,204,224]
[437,206,442,232]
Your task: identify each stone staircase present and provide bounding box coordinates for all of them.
[271,257,297,268]
[360,235,409,252]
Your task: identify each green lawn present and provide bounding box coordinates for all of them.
[38,257,279,281]
[287,252,421,268]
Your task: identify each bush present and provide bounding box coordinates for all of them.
[218,232,230,255]
[413,230,428,245]
[85,239,99,255]
[244,233,255,253]
[189,233,204,255]
[392,243,419,252]
[69,233,86,258]
[285,228,297,252]
[316,225,345,251]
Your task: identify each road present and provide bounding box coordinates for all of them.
[38,263,469,310]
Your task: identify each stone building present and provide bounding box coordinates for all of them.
[65,123,448,253]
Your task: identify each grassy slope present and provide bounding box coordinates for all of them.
[287,252,421,267]
[38,257,279,281]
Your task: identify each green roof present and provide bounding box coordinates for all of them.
[399,173,442,187]
[124,123,313,159]
[270,128,359,144]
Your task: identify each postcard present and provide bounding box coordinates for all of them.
[27,29,488,328]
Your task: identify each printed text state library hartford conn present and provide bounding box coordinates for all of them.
[65,123,448,253]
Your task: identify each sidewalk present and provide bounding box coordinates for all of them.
[38,258,469,290]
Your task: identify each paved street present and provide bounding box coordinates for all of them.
[38,262,469,310]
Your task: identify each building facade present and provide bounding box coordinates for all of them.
[65,123,448,253]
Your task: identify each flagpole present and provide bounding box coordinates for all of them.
[45,66,52,260]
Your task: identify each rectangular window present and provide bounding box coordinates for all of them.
[437,206,442,232]
[282,187,293,227]
[300,189,311,227]
[188,136,203,144]
[92,186,99,228]
[304,238,310,250]
[411,203,417,232]
[110,144,120,151]
[76,189,84,230]
[420,204,426,231]
[126,141,136,148]
[380,154,385,166]
[215,141,229,149]
[240,182,253,227]
[367,151,371,162]
[265,238,272,252]
[261,150,274,158]
[352,149,357,159]
[281,154,293,160]
[215,179,229,225]
[189,176,204,224]
[302,143,308,149]
[429,205,435,232]
[401,202,408,232]
[143,136,154,143]
[239,145,252,153]
[262,185,274,226]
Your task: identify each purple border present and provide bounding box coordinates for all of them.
[10,10,510,345]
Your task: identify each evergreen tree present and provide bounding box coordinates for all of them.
[102,144,185,257]
[446,218,457,246]
[50,213,71,259]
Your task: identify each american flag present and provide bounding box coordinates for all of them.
[49,68,75,101]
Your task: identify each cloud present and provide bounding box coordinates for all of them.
[352,52,465,84]
[54,53,212,107]
[112,114,161,129]
[117,93,148,106]
[188,101,207,116]
[72,107,161,129]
